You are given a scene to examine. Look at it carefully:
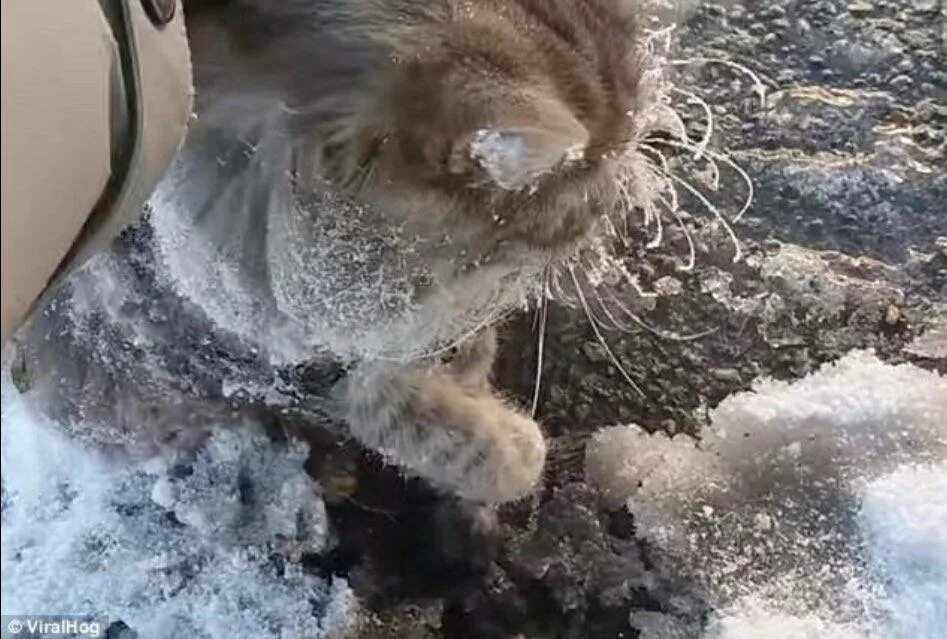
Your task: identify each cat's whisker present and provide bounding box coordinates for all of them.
[529,280,550,418]
[550,267,571,304]
[662,198,697,272]
[669,87,713,160]
[613,180,637,238]
[602,286,718,342]
[602,206,627,245]
[589,283,642,335]
[645,200,664,249]
[668,57,768,108]
[658,139,755,222]
[635,146,672,179]
[582,267,631,333]
[568,266,645,397]
[576,258,621,331]
[612,266,657,300]
[666,172,743,263]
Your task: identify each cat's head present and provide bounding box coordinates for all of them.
[316,0,645,254]
[187,0,664,358]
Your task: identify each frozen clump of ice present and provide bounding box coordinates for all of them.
[587,350,947,636]
[149,426,327,551]
[585,426,708,510]
[1,382,355,639]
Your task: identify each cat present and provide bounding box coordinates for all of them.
[18,0,655,504]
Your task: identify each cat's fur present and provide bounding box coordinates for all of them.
[21,0,649,504]
[181,0,647,503]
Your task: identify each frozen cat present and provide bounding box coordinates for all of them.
[21,0,651,504]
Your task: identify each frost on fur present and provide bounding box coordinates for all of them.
[584,351,947,635]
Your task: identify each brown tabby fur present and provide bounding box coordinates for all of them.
[181,0,646,502]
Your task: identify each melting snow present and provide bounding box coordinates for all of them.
[587,351,947,638]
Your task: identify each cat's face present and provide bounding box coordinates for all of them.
[185,0,651,359]
[335,0,643,255]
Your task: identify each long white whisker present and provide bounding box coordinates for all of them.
[659,139,755,222]
[550,267,571,304]
[669,57,768,108]
[603,287,718,342]
[672,207,697,272]
[669,87,713,160]
[530,289,548,418]
[638,143,673,175]
[569,266,646,397]
[618,268,660,299]
[589,278,634,332]
[652,192,697,272]
[646,200,664,249]
[667,172,743,263]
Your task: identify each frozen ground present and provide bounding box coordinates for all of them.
[702,461,947,639]
[3,354,944,638]
[1,379,356,639]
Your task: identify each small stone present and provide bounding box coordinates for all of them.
[712,368,743,384]
[654,276,684,296]
[847,2,873,16]
[754,513,774,531]
[884,305,901,326]
[912,0,939,13]
[889,75,913,91]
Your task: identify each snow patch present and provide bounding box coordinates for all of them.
[1,382,355,639]
[586,351,947,637]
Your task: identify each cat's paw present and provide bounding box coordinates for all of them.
[341,363,546,504]
[474,412,545,503]
[411,371,546,503]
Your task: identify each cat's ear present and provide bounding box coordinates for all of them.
[453,100,589,190]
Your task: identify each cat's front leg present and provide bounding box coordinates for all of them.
[446,325,497,390]
[335,358,545,504]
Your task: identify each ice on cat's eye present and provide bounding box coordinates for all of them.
[469,126,586,191]
[586,351,947,638]
[148,110,541,366]
[0,380,356,639]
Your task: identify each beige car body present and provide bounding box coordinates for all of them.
[1,0,192,342]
